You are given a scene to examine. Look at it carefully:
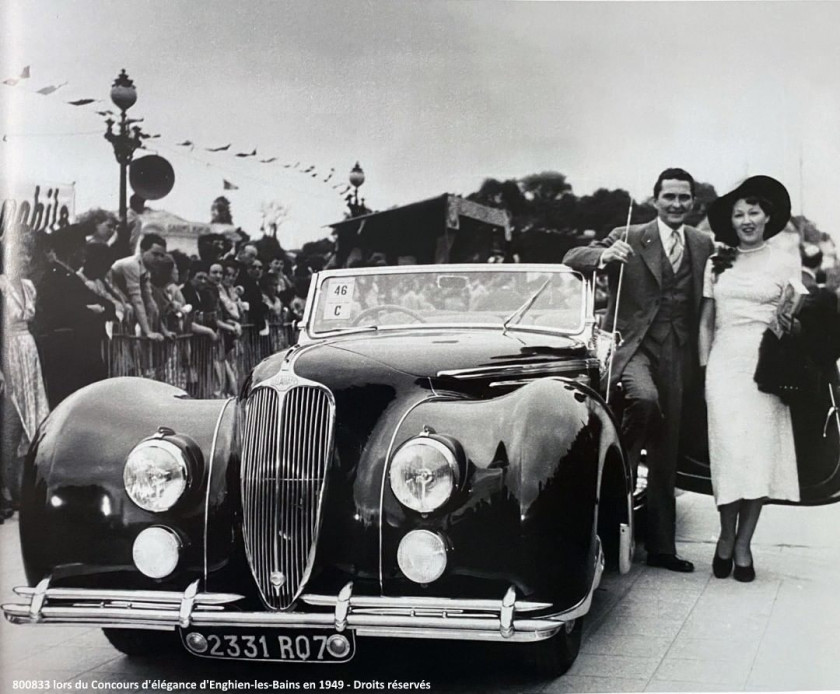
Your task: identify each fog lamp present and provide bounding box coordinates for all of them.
[133,526,181,579]
[397,530,448,584]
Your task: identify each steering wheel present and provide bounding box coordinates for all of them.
[351,304,427,326]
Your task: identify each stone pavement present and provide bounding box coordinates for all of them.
[2,492,839,693]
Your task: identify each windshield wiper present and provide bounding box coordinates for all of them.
[501,278,551,335]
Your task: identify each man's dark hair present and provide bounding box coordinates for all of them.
[140,232,166,252]
[653,168,696,198]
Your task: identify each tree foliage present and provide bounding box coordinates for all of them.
[467,171,727,262]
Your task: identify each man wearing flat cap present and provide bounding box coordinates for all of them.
[564,168,715,572]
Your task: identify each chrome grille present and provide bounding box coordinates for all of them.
[241,383,334,609]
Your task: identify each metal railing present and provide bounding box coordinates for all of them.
[103,321,298,398]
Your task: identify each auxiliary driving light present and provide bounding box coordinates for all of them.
[397,530,448,584]
[185,632,208,654]
[132,526,181,579]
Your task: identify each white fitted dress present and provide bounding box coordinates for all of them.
[703,246,801,506]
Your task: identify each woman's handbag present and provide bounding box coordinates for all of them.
[754,328,821,403]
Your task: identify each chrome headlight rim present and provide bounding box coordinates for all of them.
[123,438,191,513]
[388,435,461,514]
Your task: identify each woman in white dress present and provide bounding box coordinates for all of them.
[698,176,800,582]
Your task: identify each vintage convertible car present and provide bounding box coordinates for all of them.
[2,264,641,675]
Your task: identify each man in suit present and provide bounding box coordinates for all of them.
[564,168,715,572]
[108,229,168,342]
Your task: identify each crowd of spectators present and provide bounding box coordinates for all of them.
[4,203,334,517]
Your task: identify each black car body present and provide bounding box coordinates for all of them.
[0,263,713,674]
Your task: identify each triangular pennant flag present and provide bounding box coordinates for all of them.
[177,140,194,147]
[292,161,300,168]
[260,157,277,163]
[223,179,239,190]
[323,168,335,182]
[20,66,30,79]
[207,144,231,152]
[96,110,113,116]
[3,79,18,86]
[236,148,257,158]
[36,81,68,95]
[68,98,96,106]
[302,165,315,173]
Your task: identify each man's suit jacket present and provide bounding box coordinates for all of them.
[564,219,715,387]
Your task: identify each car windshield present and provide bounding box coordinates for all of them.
[309,266,586,335]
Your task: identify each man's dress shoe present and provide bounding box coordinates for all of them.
[646,553,695,572]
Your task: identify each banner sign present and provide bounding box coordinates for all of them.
[0,181,76,243]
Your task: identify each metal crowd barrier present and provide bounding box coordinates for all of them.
[104,321,298,399]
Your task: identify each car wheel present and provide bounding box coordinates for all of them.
[103,628,179,656]
[523,617,583,677]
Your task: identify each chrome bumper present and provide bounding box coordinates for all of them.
[3,544,603,644]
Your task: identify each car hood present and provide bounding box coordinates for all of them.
[294,329,588,381]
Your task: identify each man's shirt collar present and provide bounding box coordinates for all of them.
[656,217,685,247]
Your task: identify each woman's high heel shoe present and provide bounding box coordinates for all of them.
[733,561,755,583]
[712,550,733,578]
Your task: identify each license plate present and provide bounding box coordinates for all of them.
[180,627,355,663]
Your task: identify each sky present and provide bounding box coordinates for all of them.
[2,0,840,248]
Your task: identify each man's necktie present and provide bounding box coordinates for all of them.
[668,230,683,272]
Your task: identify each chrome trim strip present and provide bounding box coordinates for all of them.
[437,359,599,380]
[301,595,552,612]
[377,394,441,591]
[204,397,235,582]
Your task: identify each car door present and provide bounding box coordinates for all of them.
[677,370,840,506]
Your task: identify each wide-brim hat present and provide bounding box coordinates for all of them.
[707,175,791,247]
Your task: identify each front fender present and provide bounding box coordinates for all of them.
[380,378,627,607]
[20,378,237,589]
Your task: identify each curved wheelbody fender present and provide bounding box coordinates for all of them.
[374,378,629,608]
[20,378,237,589]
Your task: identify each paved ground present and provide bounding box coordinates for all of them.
[2,492,839,693]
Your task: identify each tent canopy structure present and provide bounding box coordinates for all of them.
[327,194,510,267]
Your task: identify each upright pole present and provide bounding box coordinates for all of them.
[605,201,633,405]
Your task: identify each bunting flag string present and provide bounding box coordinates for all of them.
[36,81,68,95]
[3,64,356,206]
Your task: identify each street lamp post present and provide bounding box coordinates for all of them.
[347,161,367,217]
[104,69,144,235]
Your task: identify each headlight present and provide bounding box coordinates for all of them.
[124,439,189,512]
[388,436,460,513]
[133,526,181,579]
[397,530,448,583]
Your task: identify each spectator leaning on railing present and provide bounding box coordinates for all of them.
[35,224,111,407]
[77,242,132,329]
[108,230,168,342]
